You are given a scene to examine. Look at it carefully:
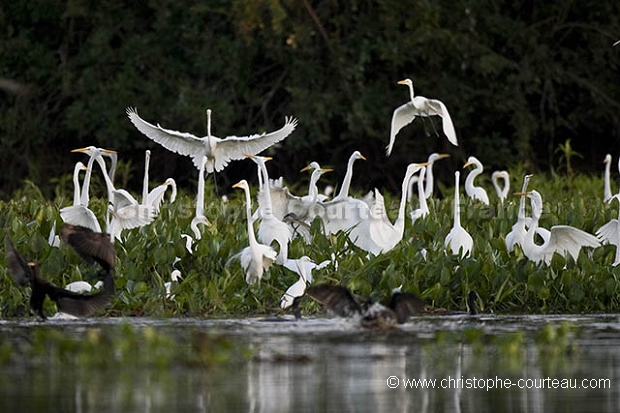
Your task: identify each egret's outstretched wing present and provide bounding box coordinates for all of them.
[548,225,601,261]
[147,179,177,212]
[306,284,362,317]
[596,219,620,245]
[60,205,102,233]
[5,237,32,286]
[127,107,206,168]
[387,102,416,155]
[213,116,298,172]
[426,99,458,146]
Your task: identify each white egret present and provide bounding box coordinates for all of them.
[463,156,489,205]
[505,174,533,252]
[331,151,366,202]
[190,156,211,240]
[165,270,183,300]
[60,155,109,232]
[141,150,177,213]
[127,107,298,173]
[406,153,449,202]
[77,150,156,241]
[596,194,620,266]
[230,180,277,285]
[445,171,473,258]
[491,170,510,204]
[280,256,330,309]
[386,78,457,156]
[519,190,600,265]
[248,155,293,264]
[423,153,450,199]
[357,163,428,255]
[603,154,612,202]
[410,166,429,223]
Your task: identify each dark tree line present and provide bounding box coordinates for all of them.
[1,0,619,198]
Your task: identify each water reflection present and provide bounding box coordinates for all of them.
[0,315,619,412]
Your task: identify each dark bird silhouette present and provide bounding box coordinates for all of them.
[5,224,115,319]
[294,284,426,329]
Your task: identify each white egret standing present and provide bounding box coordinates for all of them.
[191,156,211,240]
[506,174,533,252]
[386,78,457,156]
[127,107,298,173]
[520,190,600,265]
[248,155,293,264]
[491,171,510,205]
[596,193,620,266]
[360,162,428,255]
[603,154,612,202]
[445,171,473,258]
[423,153,450,199]
[231,180,277,285]
[60,155,108,232]
[331,151,366,202]
[463,156,489,205]
[410,166,429,223]
[280,256,330,309]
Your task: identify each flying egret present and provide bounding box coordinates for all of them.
[386,78,457,156]
[596,193,620,266]
[518,190,600,265]
[190,156,211,240]
[463,156,489,205]
[248,155,293,264]
[604,154,612,202]
[299,284,425,328]
[126,107,298,173]
[445,171,474,258]
[5,224,115,319]
[491,170,510,204]
[280,256,330,310]
[331,151,366,202]
[230,180,277,285]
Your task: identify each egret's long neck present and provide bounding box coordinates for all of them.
[423,163,434,199]
[72,165,82,205]
[258,161,273,210]
[336,156,356,200]
[408,83,415,104]
[80,155,98,206]
[95,155,115,203]
[517,177,530,221]
[465,162,482,192]
[308,170,322,202]
[142,151,150,205]
[604,160,612,200]
[418,167,428,212]
[206,109,212,137]
[454,172,461,227]
[242,186,257,246]
[395,168,416,234]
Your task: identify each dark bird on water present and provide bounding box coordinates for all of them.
[293,284,426,329]
[5,224,116,320]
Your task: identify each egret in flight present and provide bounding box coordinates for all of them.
[127,107,298,173]
[386,78,457,156]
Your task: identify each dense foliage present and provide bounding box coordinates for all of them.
[1,168,620,318]
[1,1,619,197]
